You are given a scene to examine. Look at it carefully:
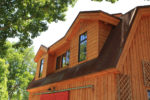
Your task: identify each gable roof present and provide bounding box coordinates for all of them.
[35,10,120,57]
[28,5,150,90]
[34,45,48,62]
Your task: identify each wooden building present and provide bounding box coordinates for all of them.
[27,6,150,100]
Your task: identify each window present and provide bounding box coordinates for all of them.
[62,51,70,67]
[66,51,70,65]
[39,59,44,77]
[56,50,70,70]
[56,56,61,70]
[148,90,150,100]
[79,32,87,62]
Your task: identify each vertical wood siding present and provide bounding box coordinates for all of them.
[117,16,150,100]
[29,72,117,100]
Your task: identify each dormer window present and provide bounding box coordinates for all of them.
[79,32,87,62]
[62,51,70,67]
[56,50,70,70]
[39,59,44,77]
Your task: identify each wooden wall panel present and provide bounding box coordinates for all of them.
[87,21,99,61]
[98,21,112,54]
[117,16,150,100]
[46,54,55,75]
[69,20,112,67]
[70,21,99,67]
[55,43,70,56]
[29,72,117,100]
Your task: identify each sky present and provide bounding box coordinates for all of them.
[33,0,150,54]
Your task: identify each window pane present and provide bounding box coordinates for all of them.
[62,54,66,68]
[80,33,87,41]
[79,39,87,62]
[148,90,150,100]
[56,56,61,70]
[66,51,70,65]
[56,50,70,70]
[39,59,44,77]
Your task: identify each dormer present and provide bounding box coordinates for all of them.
[34,10,120,80]
[34,45,48,80]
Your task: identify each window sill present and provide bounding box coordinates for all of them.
[78,59,87,64]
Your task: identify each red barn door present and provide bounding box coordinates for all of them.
[55,91,69,100]
[40,93,55,100]
[40,91,69,100]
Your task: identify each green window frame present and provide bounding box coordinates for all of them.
[78,32,87,62]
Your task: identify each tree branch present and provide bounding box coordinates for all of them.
[8,84,20,98]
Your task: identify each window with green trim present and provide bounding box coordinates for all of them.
[79,32,87,62]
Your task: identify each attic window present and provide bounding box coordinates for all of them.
[56,50,70,70]
[39,59,44,77]
[79,32,87,62]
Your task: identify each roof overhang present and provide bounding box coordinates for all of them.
[27,68,118,92]
[47,11,120,53]
[34,45,48,62]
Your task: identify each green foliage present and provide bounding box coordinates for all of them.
[0,59,9,100]
[0,0,118,51]
[0,42,36,100]
[0,41,9,58]
[0,0,77,49]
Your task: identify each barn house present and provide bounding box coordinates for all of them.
[27,5,150,100]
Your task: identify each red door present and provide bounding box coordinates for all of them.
[55,91,69,100]
[40,91,69,100]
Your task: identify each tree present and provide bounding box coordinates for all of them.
[2,42,36,100]
[0,59,9,100]
[0,0,77,48]
[0,0,117,51]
